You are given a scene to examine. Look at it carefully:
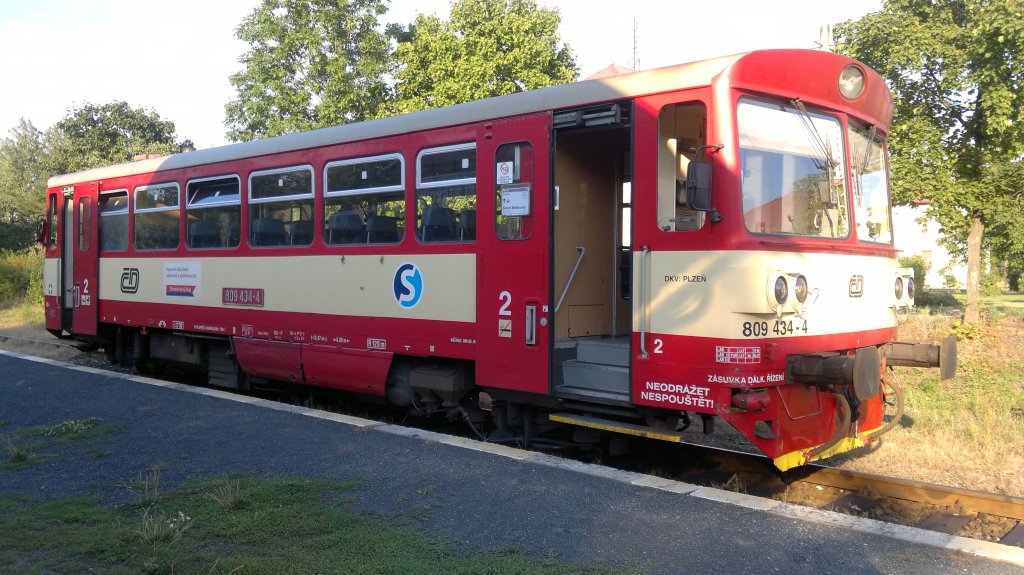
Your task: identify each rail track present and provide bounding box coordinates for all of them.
[2,332,1022,549]
[661,443,1024,547]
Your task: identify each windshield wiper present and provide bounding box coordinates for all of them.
[860,124,878,174]
[791,99,837,171]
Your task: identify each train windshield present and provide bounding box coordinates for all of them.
[738,98,850,238]
[849,121,892,243]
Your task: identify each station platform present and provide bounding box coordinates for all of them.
[1,350,1021,574]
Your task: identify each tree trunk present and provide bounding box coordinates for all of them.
[964,214,984,324]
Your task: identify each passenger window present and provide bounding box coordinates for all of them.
[134,183,180,250]
[98,189,128,252]
[416,144,476,243]
[495,142,533,241]
[324,154,405,245]
[185,177,240,249]
[248,167,314,248]
[48,195,58,248]
[658,102,707,232]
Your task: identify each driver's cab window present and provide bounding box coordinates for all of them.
[658,102,707,231]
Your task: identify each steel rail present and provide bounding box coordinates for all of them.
[696,444,1024,521]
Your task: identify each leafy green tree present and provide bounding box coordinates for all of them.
[225,0,392,141]
[981,161,1024,287]
[46,101,190,175]
[389,0,577,114]
[0,119,49,250]
[836,0,1024,322]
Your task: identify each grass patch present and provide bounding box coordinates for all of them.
[204,478,251,510]
[864,314,1024,496]
[2,435,33,464]
[0,300,43,329]
[119,465,167,508]
[0,474,633,575]
[2,418,126,470]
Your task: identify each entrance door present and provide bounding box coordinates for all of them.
[70,182,99,336]
[475,113,551,394]
[60,192,74,331]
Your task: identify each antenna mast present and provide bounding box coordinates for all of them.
[631,19,640,70]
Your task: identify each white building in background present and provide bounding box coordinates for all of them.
[892,200,967,289]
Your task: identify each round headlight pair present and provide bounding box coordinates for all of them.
[773,274,809,306]
[896,276,917,301]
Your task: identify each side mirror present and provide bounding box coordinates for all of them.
[685,157,722,223]
[36,217,48,245]
[685,160,713,211]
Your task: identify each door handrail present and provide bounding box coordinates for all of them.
[555,246,585,313]
[639,245,650,358]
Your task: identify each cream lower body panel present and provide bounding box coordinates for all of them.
[635,250,901,340]
[97,254,476,323]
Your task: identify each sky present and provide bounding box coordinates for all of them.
[0,0,884,151]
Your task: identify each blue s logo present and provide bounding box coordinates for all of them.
[393,262,423,309]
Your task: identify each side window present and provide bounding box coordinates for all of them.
[495,142,534,241]
[849,121,892,244]
[658,102,707,232]
[134,184,180,250]
[78,196,91,252]
[185,176,240,249]
[416,144,476,243]
[324,154,404,245]
[249,167,314,247]
[47,195,58,248]
[98,189,128,252]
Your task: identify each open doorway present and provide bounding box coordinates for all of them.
[551,101,632,403]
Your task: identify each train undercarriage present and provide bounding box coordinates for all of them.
[75,323,955,467]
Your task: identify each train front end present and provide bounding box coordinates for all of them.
[632,50,955,470]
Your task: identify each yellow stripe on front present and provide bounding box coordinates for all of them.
[772,425,884,471]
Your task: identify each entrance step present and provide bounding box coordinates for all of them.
[549,413,688,443]
[575,336,630,367]
[557,360,629,404]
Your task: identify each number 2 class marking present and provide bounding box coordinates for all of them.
[498,291,512,316]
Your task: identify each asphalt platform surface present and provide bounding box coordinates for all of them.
[1,351,1022,575]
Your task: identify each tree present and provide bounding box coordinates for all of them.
[225,0,392,142]
[46,101,190,175]
[0,119,48,250]
[982,161,1024,283]
[389,0,578,114]
[836,0,1024,322]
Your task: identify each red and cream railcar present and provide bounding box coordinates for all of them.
[42,50,953,470]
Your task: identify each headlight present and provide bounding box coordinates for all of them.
[794,275,808,303]
[907,277,916,300]
[895,277,904,300]
[839,65,866,100]
[774,276,789,305]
